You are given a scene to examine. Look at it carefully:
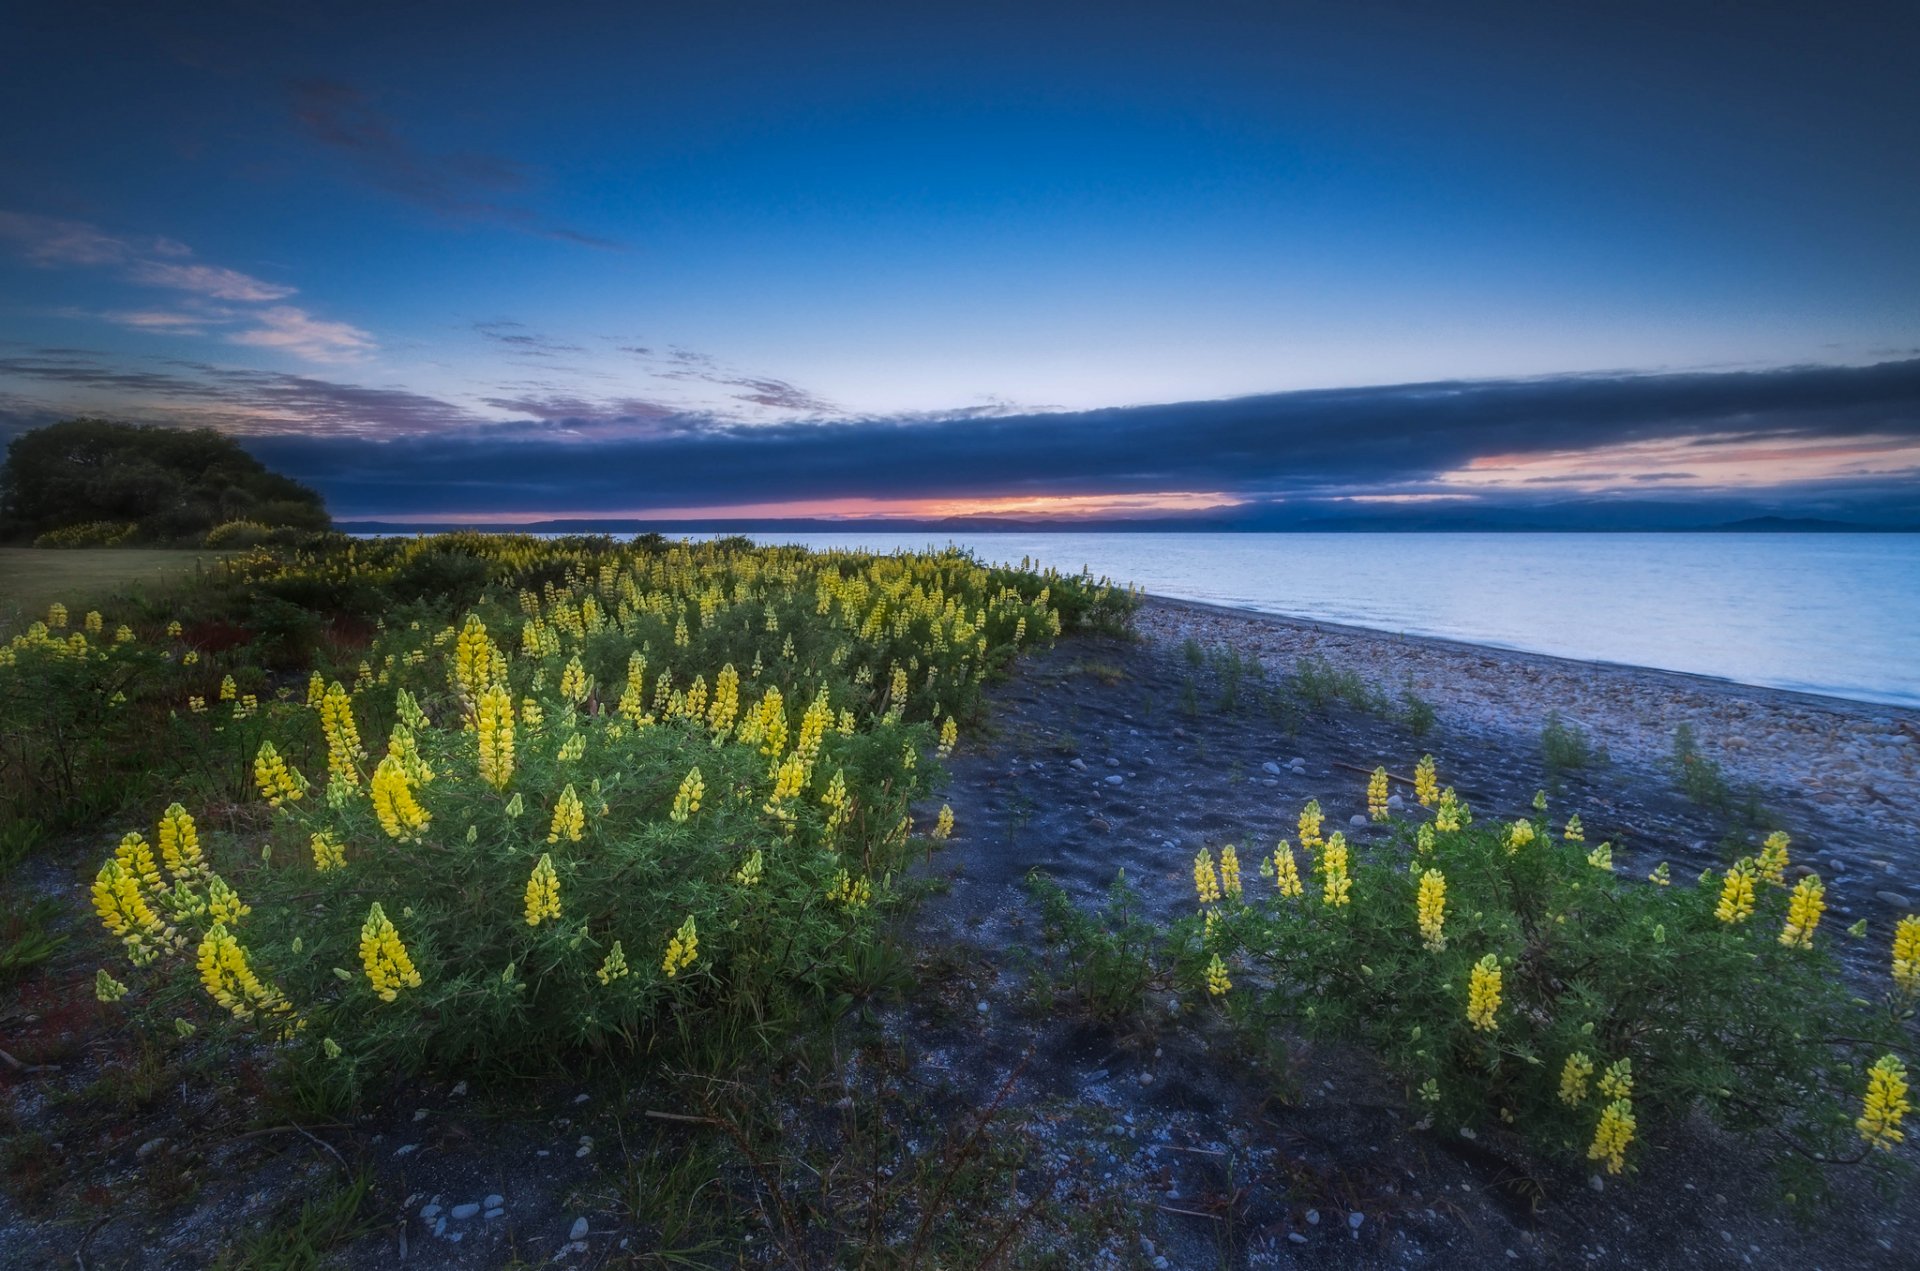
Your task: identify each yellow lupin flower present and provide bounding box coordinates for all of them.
[219,673,237,701]
[670,767,705,823]
[1466,953,1502,1031]
[1858,1055,1910,1151]
[1416,868,1447,951]
[1319,833,1351,908]
[734,849,765,886]
[207,873,250,925]
[306,670,325,708]
[370,755,431,842]
[1757,831,1790,886]
[1892,915,1920,996]
[196,922,288,1020]
[157,802,206,881]
[473,683,515,791]
[560,654,589,704]
[47,602,67,629]
[662,915,699,977]
[1219,844,1242,898]
[1367,766,1390,821]
[115,830,166,892]
[597,941,630,985]
[1597,1057,1633,1100]
[1589,1098,1636,1175]
[95,968,130,1003]
[1506,819,1535,852]
[310,830,346,872]
[938,715,958,758]
[84,609,102,634]
[1648,862,1671,886]
[548,783,586,844]
[253,740,307,807]
[707,663,740,733]
[358,902,422,1002]
[1413,754,1438,808]
[1780,875,1826,949]
[933,803,955,840]
[1206,953,1232,997]
[1192,848,1222,905]
[523,853,562,926]
[1435,787,1468,832]
[1587,843,1614,871]
[92,859,167,964]
[1415,822,1435,854]
[319,682,363,786]
[1563,814,1584,842]
[1298,799,1324,851]
[1272,840,1303,897]
[828,870,873,909]
[1715,859,1757,925]
[1558,1053,1594,1106]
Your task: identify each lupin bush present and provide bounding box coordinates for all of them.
[1182,763,1916,1200]
[83,536,1134,1099]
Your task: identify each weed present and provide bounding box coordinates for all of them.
[1026,869,1167,1024]
[1541,711,1604,775]
[0,896,67,984]
[214,1167,378,1270]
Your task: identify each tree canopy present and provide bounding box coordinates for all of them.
[0,418,330,545]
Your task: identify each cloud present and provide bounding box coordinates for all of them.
[227,306,377,362]
[223,358,1920,519]
[97,309,222,335]
[473,321,585,357]
[125,260,295,301]
[0,211,135,266]
[291,80,623,250]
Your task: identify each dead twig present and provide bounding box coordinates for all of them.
[1332,760,1415,786]
[0,1046,58,1074]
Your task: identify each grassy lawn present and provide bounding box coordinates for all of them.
[0,547,228,634]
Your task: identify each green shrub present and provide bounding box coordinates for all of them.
[1181,776,1914,1199]
[35,520,138,548]
[204,520,274,548]
[1541,710,1604,773]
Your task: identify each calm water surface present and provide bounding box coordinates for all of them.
[707,532,1920,708]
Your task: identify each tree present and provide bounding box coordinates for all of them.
[0,418,329,544]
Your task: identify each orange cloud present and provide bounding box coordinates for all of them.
[366,490,1244,524]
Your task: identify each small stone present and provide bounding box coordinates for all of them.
[1387,794,1404,810]
[450,1080,468,1096]
[1348,1212,1364,1231]
[1876,891,1910,907]
[976,1000,990,1014]
[1349,814,1368,827]
[432,1216,446,1238]
[1589,1175,1605,1192]
[419,1203,442,1220]
[1152,1258,1169,1270]
[1262,761,1282,775]
[135,1137,167,1160]
[1305,1209,1320,1225]
[451,1202,480,1220]
[574,1092,590,1104]
[1289,1232,1308,1244]
[1069,758,1087,771]
[484,1194,504,1208]
[485,1208,505,1220]
[569,1217,590,1241]
[1104,774,1124,786]
[413,1108,430,1122]
[444,1231,463,1244]
[393,1143,419,1157]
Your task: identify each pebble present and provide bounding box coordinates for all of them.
[1288,1232,1308,1244]
[976,1000,990,1014]
[569,1217,590,1241]
[1262,761,1282,775]
[393,1143,419,1157]
[135,1137,167,1160]
[1589,1175,1605,1192]
[1875,891,1910,907]
[1069,758,1087,771]
[484,1193,504,1208]
[1305,1209,1320,1225]
[450,1080,468,1095]
[485,1207,505,1220]
[413,1108,429,1122]
[1348,1212,1364,1232]
[1349,814,1368,827]
[420,1203,442,1219]
[451,1202,480,1220]
[1387,793,1404,810]
[1105,774,1124,786]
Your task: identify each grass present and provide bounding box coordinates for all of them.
[1541,710,1605,775]
[0,547,229,636]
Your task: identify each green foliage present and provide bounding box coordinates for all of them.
[0,418,329,545]
[1401,686,1438,739]
[1026,868,1166,1023]
[1670,722,1734,809]
[1541,710,1605,774]
[1184,787,1913,1196]
[214,1167,377,1270]
[0,896,68,984]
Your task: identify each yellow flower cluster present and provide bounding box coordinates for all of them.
[1506,819,1535,852]
[1598,1057,1633,1100]
[473,683,515,790]
[320,681,363,786]
[115,829,165,891]
[92,859,172,965]
[938,715,958,758]
[1193,848,1222,905]
[828,869,873,909]
[158,802,205,880]
[1779,875,1826,949]
[1466,953,1502,1031]
[253,740,307,807]
[1319,833,1351,908]
[1714,860,1756,925]
[1298,799,1324,850]
[1586,843,1613,871]
[1558,1052,1594,1105]
[1367,766,1390,821]
[1858,1055,1910,1151]
[933,803,955,840]
[1562,814,1584,842]
[1271,841,1303,897]
[197,922,289,1020]
[1435,788,1466,832]
[96,968,129,1003]
[1648,862,1671,886]
[734,849,764,886]
[207,874,250,925]
[310,830,346,872]
[708,662,740,734]
[1893,915,1920,996]
[1589,1098,1636,1174]
[548,783,585,844]
[670,766,704,823]
[662,915,699,977]
[1413,754,1437,807]
[821,768,852,835]
[371,755,431,842]
[1219,844,1242,898]
[358,902,422,1001]
[597,941,629,985]
[559,654,589,703]
[524,853,562,926]
[1756,830,1790,886]
[1206,954,1232,996]
[1416,869,1447,951]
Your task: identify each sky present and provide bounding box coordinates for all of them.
[1,0,1917,524]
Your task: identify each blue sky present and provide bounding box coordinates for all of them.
[2,1,1917,521]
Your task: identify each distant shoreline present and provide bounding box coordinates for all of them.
[338,519,1920,535]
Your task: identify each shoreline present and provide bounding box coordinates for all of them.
[1136,593,1920,850]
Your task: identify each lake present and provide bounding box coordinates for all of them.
[697,531,1920,708]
